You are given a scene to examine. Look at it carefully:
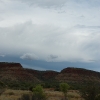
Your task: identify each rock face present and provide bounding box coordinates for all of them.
[0,62,100,84]
[0,62,39,83]
[55,67,100,83]
[0,62,59,83]
[0,62,22,69]
[61,67,100,77]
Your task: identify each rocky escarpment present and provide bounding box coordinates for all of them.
[0,62,59,83]
[61,67,100,77]
[0,62,100,85]
[0,62,22,69]
[0,62,39,83]
[55,67,100,83]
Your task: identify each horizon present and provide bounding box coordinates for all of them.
[0,61,100,73]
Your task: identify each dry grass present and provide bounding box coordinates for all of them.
[0,89,84,100]
[0,89,31,100]
[45,90,83,100]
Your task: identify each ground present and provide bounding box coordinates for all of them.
[0,89,84,100]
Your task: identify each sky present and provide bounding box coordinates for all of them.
[0,0,100,72]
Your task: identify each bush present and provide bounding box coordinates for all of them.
[32,85,47,100]
[0,88,5,95]
[0,81,6,88]
[79,83,100,100]
[19,85,47,100]
[60,83,70,100]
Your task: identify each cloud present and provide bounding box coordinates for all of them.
[0,17,4,21]
[49,55,58,59]
[75,25,100,29]
[20,53,39,60]
[47,54,59,62]
[0,55,5,57]
[19,0,100,9]
[0,0,3,3]
[0,0,100,28]
[0,21,99,62]
[88,60,97,62]
[20,0,67,8]
[0,0,100,64]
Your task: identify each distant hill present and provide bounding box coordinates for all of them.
[0,62,40,83]
[0,62,100,85]
[25,68,59,81]
[56,67,100,83]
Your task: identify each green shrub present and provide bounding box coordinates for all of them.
[60,83,70,100]
[32,85,47,100]
[0,81,6,88]
[0,88,5,95]
[79,83,100,100]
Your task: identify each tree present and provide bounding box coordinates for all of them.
[60,83,70,100]
[32,85,46,100]
[79,83,100,100]
[0,81,6,95]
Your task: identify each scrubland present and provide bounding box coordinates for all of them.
[0,89,83,100]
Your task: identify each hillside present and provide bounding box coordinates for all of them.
[0,62,40,83]
[0,62,100,86]
[56,67,100,83]
[25,68,59,81]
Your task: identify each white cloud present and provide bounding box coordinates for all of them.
[0,55,5,57]
[0,0,100,63]
[20,53,39,60]
[0,21,100,62]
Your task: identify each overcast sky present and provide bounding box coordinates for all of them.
[0,0,100,72]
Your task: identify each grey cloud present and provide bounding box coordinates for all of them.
[70,0,100,7]
[0,55,5,57]
[49,55,58,59]
[20,53,39,60]
[0,0,3,2]
[20,0,67,8]
[0,17,4,21]
[88,60,97,62]
[80,15,85,18]
[20,0,100,8]
[0,0,100,72]
[75,25,100,29]
[0,21,100,63]
[47,54,59,62]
